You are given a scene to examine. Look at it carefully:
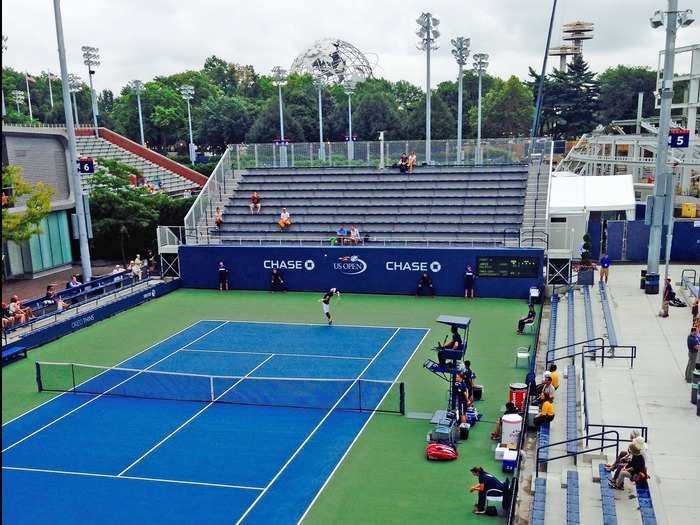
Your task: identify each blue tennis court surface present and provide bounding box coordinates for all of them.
[2,320,428,525]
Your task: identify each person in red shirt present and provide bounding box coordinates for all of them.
[249,192,261,214]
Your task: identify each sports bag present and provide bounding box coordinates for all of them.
[426,443,458,461]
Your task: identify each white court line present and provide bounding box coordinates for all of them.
[182,348,372,361]
[203,318,431,331]
[296,328,431,525]
[117,353,276,477]
[2,466,263,491]
[2,321,229,453]
[233,327,401,525]
[2,319,208,428]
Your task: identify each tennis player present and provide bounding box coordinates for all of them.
[319,287,341,325]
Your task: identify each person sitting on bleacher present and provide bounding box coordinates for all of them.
[43,285,69,311]
[68,275,82,288]
[2,302,16,329]
[437,325,463,366]
[516,304,536,334]
[609,441,647,491]
[10,295,33,321]
[469,466,507,515]
[398,153,408,173]
[533,393,554,428]
[534,373,556,402]
[491,402,519,441]
[8,297,27,324]
[547,363,560,389]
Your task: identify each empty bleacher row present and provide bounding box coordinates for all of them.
[76,135,200,196]
[215,165,528,243]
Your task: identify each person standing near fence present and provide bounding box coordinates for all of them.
[217,261,229,291]
[599,253,611,284]
[686,327,699,383]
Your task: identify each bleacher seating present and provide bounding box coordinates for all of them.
[598,464,619,525]
[537,423,551,464]
[547,294,560,360]
[566,365,578,455]
[216,165,528,243]
[582,286,596,344]
[566,470,580,525]
[531,477,547,525]
[75,135,200,196]
[566,288,575,356]
[598,282,619,347]
[636,485,658,525]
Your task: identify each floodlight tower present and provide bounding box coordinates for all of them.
[81,45,100,136]
[451,37,470,164]
[10,90,24,113]
[1,36,7,117]
[417,12,440,164]
[313,73,326,161]
[473,53,489,165]
[128,80,146,146]
[343,76,358,161]
[271,66,288,167]
[646,0,695,289]
[68,74,82,125]
[178,84,196,163]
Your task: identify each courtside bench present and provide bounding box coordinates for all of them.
[2,345,27,365]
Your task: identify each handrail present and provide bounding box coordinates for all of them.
[545,337,636,368]
[535,430,620,477]
[585,424,649,446]
[545,338,605,365]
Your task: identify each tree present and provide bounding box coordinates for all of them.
[403,94,456,140]
[352,92,401,140]
[597,66,656,123]
[195,95,256,151]
[435,71,500,139]
[245,99,305,143]
[2,165,54,242]
[470,76,532,138]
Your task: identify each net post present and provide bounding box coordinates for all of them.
[71,363,76,391]
[35,362,43,392]
[399,382,405,415]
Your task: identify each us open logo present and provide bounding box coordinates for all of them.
[333,255,367,275]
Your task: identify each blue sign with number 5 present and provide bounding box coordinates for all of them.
[668,129,689,148]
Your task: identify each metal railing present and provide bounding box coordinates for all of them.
[535,430,620,477]
[183,147,236,244]
[232,138,553,170]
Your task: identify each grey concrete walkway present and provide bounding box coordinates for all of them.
[603,263,700,525]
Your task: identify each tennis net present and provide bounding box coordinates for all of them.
[35,361,405,414]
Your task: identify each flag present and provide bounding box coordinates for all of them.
[25,73,36,84]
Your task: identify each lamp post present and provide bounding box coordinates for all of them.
[313,73,326,161]
[54,0,93,281]
[81,45,100,136]
[43,70,55,108]
[646,0,695,291]
[68,74,82,125]
[451,37,470,164]
[271,66,288,167]
[343,76,357,161]
[129,80,146,146]
[1,35,6,117]
[417,12,440,165]
[178,84,196,164]
[10,90,24,114]
[473,53,489,165]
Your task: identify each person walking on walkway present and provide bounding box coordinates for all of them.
[660,278,673,318]
[686,327,700,383]
[599,253,611,284]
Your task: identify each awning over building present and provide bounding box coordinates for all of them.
[548,173,636,219]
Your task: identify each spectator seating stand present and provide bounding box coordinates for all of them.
[597,464,619,525]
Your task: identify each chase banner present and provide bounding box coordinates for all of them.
[179,246,544,298]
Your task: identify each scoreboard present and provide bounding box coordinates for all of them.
[477,256,540,278]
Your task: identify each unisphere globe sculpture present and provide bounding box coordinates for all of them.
[290,38,373,85]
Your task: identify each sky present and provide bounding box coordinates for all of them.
[2,0,699,94]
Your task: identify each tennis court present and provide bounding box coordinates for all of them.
[2,320,428,524]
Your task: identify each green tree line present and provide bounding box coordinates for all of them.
[2,55,656,148]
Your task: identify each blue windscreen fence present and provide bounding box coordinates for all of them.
[598,220,699,262]
[179,246,544,299]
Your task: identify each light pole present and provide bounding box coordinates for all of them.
[68,74,82,125]
[646,1,695,291]
[313,73,326,161]
[343,76,357,161]
[451,37,470,164]
[11,90,24,114]
[417,12,440,165]
[271,66,288,167]
[129,80,146,146]
[24,72,33,120]
[43,70,55,108]
[178,84,196,164]
[81,45,100,136]
[473,53,489,165]
[1,35,6,117]
[54,0,92,281]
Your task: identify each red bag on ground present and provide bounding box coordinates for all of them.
[426,443,458,461]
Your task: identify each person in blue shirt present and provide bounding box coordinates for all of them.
[686,327,699,382]
[464,265,476,299]
[469,466,506,514]
[599,253,611,284]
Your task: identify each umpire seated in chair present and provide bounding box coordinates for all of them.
[437,325,464,367]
